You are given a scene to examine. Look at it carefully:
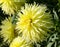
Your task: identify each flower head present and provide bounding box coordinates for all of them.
[0,17,15,43]
[10,36,33,47]
[16,3,54,42]
[0,0,25,15]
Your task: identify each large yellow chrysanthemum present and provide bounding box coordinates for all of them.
[16,3,54,42]
[10,36,33,47]
[0,17,15,43]
[0,0,25,15]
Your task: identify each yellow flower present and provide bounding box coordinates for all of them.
[10,36,33,47]
[0,17,15,43]
[16,3,54,42]
[0,0,25,15]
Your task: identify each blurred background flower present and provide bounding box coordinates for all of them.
[10,36,34,47]
[0,0,26,16]
[0,17,15,43]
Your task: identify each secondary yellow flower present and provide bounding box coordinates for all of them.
[10,36,33,47]
[0,0,25,15]
[0,17,15,43]
[16,3,54,42]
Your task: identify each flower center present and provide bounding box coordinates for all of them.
[30,19,32,23]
